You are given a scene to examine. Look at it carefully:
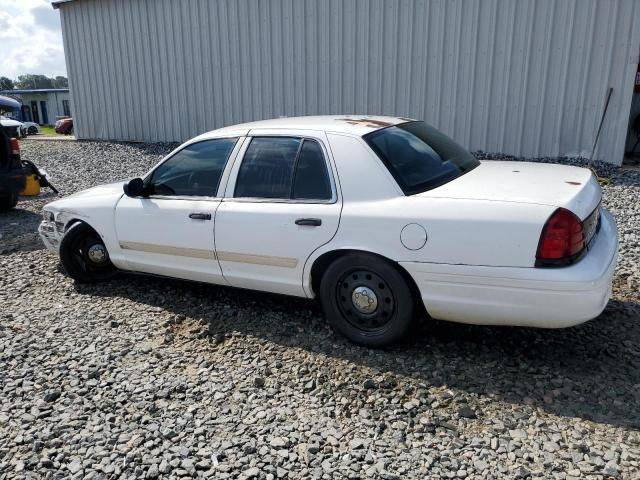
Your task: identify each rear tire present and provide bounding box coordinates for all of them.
[319,253,414,347]
[0,193,18,212]
[59,222,117,283]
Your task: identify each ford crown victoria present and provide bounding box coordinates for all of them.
[39,116,618,346]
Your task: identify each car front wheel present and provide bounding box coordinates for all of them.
[319,253,415,347]
[59,222,117,283]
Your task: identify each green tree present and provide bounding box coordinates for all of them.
[0,77,14,90]
[52,76,68,88]
[16,74,54,89]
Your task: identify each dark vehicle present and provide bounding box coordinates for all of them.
[0,117,27,139]
[55,117,73,135]
[0,126,26,211]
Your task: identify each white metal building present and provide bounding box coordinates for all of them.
[53,0,640,165]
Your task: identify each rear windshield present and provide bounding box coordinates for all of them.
[364,121,479,195]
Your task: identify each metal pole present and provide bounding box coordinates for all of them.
[588,87,613,168]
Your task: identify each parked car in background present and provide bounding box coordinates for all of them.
[39,116,618,347]
[0,117,26,138]
[21,121,40,135]
[55,117,73,135]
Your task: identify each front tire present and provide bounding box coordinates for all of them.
[319,253,415,347]
[59,222,117,283]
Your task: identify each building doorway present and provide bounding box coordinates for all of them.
[40,101,49,124]
[20,105,31,122]
[30,101,39,124]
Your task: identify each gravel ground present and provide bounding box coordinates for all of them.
[0,140,639,480]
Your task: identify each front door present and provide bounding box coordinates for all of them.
[215,131,342,296]
[114,137,241,284]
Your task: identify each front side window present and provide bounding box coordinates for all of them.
[148,138,237,196]
[364,121,479,195]
[235,137,332,200]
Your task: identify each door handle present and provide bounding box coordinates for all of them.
[295,218,322,227]
[189,212,212,220]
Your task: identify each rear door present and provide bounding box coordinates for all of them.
[215,130,342,296]
[114,137,241,284]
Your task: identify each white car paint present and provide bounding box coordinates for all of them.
[39,115,618,330]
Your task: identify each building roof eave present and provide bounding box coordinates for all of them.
[52,0,76,10]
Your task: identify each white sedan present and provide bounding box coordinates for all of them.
[22,121,40,135]
[39,116,618,346]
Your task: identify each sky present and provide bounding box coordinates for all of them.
[0,0,67,79]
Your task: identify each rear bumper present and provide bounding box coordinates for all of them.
[401,209,618,328]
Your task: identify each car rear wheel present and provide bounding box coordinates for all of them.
[27,126,38,135]
[319,253,415,347]
[60,222,117,283]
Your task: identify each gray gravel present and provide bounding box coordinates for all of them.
[0,140,639,479]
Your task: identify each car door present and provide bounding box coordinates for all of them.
[215,130,342,296]
[114,137,242,284]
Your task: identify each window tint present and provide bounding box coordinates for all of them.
[364,121,479,195]
[292,140,332,200]
[235,137,333,200]
[149,138,237,196]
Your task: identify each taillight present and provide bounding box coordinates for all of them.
[536,208,585,267]
[10,138,20,156]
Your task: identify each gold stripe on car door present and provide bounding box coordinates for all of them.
[216,251,298,268]
[119,241,216,260]
[119,242,298,268]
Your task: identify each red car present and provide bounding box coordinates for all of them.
[55,117,73,135]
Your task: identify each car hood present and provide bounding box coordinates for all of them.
[66,181,126,199]
[417,161,601,219]
[45,181,126,213]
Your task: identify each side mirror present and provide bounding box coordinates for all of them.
[123,177,146,197]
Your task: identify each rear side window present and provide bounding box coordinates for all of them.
[364,121,479,195]
[149,138,237,196]
[235,137,332,200]
[292,140,332,200]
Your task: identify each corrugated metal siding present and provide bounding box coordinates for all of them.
[59,0,640,164]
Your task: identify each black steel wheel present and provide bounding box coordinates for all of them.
[319,253,414,347]
[336,269,396,332]
[59,222,117,283]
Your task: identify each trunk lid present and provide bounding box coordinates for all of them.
[417,161,601,219]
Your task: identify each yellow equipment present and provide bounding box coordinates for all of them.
[19,160,59,196]
[20,173,41,196]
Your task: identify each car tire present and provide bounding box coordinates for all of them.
[27,126,38,135]
[0,193,18,212]
[319,253,415,347]
[59,222,118,283]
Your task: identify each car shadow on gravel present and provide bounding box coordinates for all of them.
[0,207,45,254]
[75,274,640,430]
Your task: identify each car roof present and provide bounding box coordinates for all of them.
[194,115,414,140]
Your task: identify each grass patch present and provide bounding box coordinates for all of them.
[39,126,57,135]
